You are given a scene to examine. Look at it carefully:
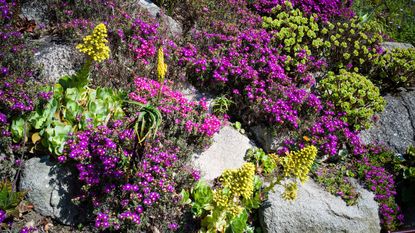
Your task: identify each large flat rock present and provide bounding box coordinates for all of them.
[260,179,381,233]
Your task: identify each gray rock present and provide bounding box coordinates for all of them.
[20,157,84,225]
[21,0,49,26]
[381,42,414,51]
[34,43,82,84]
[137,0,183,36]
[360,91,415,154]
[251,125,292,153]
[180,82,215,113]
[260,179,381,233]
[193,126,255,181]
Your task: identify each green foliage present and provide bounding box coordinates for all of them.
[11,69,125,155]
[182,163,262,233]
[314,164,359,206]
[353,0,415,44]
[371,48,415,91]
[0,180,26,218]
[245,147,277,175]
[211,95,233,116]
[230,121,245,134]
[370,145,415,181]
[404,146,415,180]
[323,18,383,73]
[318,70,385,130]
[262,5,383,75]
[125,101,162,144]
[262,3,325,76]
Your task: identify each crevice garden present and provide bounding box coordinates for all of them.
[0,0,414,232]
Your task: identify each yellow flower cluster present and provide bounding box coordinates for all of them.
[213,190,243,216]
[76,23,110,62]
[157,47,168,83]
[220,163,255,199]
[281,146,317,183]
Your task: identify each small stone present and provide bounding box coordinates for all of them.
[251,125,292,153]
[137,0,183,36]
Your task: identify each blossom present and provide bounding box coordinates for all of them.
[76,23,110,62]
[0,209,6,223]
[157,47,168,83]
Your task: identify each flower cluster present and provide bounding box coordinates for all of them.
[180,24,321,129]
[129,77,221,138]
[251,0,354,21]
[61,121,195,231]
[18,227,37,233]
[126,18,160,65]
[356,156,403,230]
[0,209,6,223]
[76,23,110,62]
[0,0,15,21]
[319,70,385,130]
[219,163,256,199]
[281,145,317,183]
[281,105,366,156]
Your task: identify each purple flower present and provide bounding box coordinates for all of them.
[0,209,6,223]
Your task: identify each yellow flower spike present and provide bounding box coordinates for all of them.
[157,47,168,84]
[280,146,317,183]
[220,163,255,199]
[76,23,110,63]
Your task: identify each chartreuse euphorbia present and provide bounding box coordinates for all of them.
[319,70,385,130]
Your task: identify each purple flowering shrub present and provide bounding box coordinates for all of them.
[251,0,354,21]
[129,77,221,147]
[280,106,366,157]
[180,1,366,158]
[180,25,321,129]
[0,3,39,174]
[355,154,403,230]
[59,77,221,231]
[0,0,15,22]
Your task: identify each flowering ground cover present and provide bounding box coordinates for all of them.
[0,0,415,232]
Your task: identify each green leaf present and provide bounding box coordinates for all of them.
[226,210,249,233]
[11,118,25,142]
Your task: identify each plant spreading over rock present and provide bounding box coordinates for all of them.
[183,146,318,232]
[251,0,354,21]
[318,70,385,130]
[371,47,415,91]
